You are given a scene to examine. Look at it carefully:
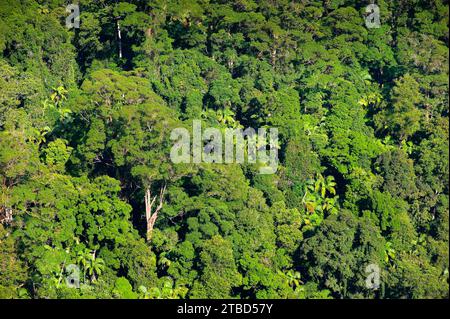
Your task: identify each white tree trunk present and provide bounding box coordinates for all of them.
[117,20,122,58]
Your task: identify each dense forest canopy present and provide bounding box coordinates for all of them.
[0,0,448,299]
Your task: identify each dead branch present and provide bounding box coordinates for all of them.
[145,183,166,241]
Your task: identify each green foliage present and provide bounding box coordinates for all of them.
[113,277,137,299]
[190,235,242,298]
[0,225,27,298]
[0,0,447,299]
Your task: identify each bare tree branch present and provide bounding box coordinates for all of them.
[145,183,166,241]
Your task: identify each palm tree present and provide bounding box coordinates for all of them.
[216,108,236,126]
[384,241,396,264]
[28,126,51,145]
[313,174,336,198]
[286,270,302,289]
[401,140,414,155]
[322,197,338,215]
[305,178,315,192]
[50,85,68,106]
[278,270,303,289]
[76,249,91,283]
[84,250,105,282]
[324,175,336,196]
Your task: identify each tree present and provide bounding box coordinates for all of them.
[85,250,105,282]
[299,211,385,298]
[0,0,448,300]
[0,224,27,298]
[375,75,422,142]
[190,235,242,298]
[144,184,167,241]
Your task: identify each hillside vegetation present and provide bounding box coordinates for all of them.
[0,0,448,299]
